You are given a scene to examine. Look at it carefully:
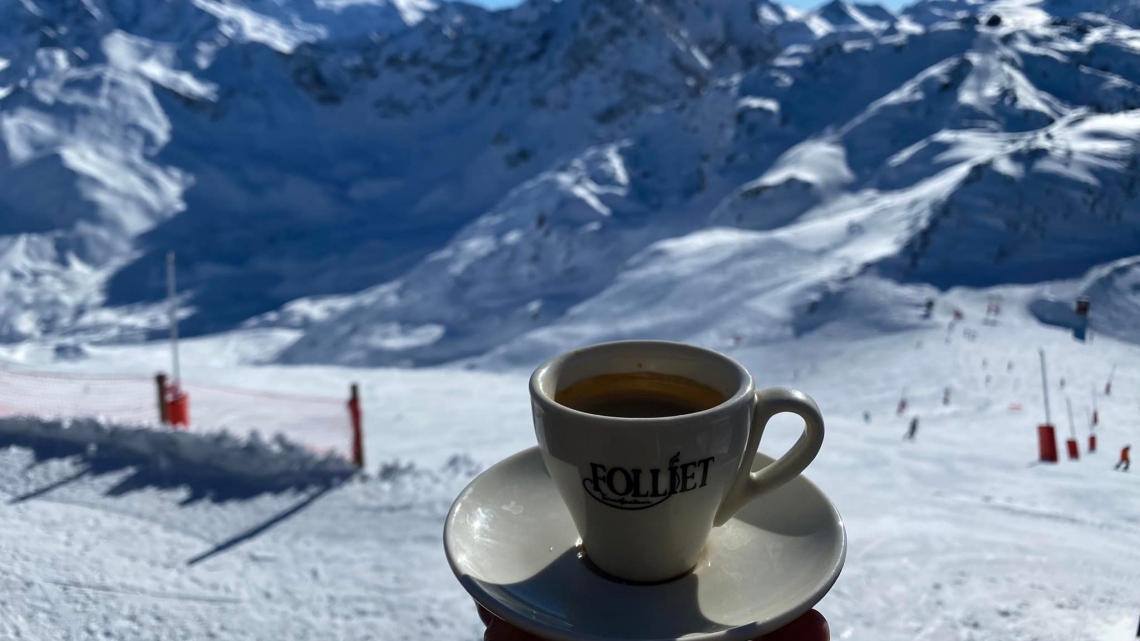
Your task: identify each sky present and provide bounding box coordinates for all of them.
[464,0,913,9]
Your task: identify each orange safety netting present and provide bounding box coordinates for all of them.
[178,380,352,459]
[0,368,157,426]
[0,365,354,460]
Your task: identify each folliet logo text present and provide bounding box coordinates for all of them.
[583,452,714,510]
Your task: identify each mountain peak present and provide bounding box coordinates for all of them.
[816,0,895,30]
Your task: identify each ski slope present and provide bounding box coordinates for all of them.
[0,291,1137,641]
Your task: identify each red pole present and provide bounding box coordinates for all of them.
[167,383,189,428]
[349,383,364,468]
[1037,425,1058,463]
[1065,438,1080,460]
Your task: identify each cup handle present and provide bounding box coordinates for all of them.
[713,387,825,526]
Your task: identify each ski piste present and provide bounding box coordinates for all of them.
[1,288,1137,640]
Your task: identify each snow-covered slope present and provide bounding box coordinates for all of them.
[0,0,436,342]
[4,0,1140,366]
[903,0,1140,29]
[4,0,869,344]
[282,7,1140,366]
[1030,255,1140,344]
[1,296,1138,641]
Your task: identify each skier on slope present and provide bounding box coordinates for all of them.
[905,416,919,441]
[1115,445,1131,472]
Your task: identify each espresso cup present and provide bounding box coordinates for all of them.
[529,340,825,583]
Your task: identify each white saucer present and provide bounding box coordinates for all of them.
[445,447,846,641]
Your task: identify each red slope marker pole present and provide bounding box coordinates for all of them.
[349,383,364,469]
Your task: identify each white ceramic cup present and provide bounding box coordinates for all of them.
[530,340,825,583]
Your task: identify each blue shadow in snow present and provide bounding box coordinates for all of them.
[0,418,355,504]
[186,483,337,566]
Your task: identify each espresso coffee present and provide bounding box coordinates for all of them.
[556,372,726,418]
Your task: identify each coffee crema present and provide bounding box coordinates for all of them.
[555,371,726,418]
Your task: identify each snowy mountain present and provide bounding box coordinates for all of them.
[3,0,1140,365]
[1030,255,1140,344]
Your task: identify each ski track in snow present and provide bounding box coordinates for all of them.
[1,292,1138,640]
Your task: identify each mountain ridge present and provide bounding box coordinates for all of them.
[2,0,1140,364]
